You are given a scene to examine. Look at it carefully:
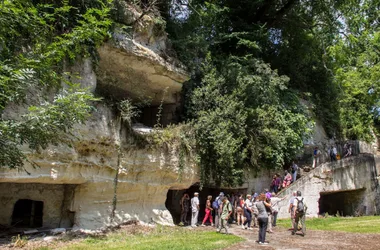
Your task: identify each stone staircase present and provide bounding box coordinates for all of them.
[275,154,380,219]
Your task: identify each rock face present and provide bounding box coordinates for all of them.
[276,154,380,219]
[0,103,198,229]
[0,3,195,230]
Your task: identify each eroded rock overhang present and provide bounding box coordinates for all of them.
[97,31,189,105]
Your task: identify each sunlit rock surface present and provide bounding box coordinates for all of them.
[0,3,194,230]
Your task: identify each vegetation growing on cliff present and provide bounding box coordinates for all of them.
[0,0,112,169]
[160,0,379,186]
[1,0,379,188]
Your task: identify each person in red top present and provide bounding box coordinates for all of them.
[201,195,214,226]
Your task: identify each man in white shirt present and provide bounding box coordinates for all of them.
[191,192,200,227]
[332,145,338,161]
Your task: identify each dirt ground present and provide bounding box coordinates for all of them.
[1,223,380,249]
[221,224,380,250]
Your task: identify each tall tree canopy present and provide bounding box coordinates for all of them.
[0,0,112,169]
[161,0,380,185]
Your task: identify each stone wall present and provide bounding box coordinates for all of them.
[0,99,198,229]
[0,183,69,228]
[276,154,380,218]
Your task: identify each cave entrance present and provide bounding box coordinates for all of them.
[165,183,247,225]
[319,188,366,216]
[11,199,44,228]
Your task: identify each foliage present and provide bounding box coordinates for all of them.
[118,99,141,126]
[0,88,99,169]
[0,0,113,169]
[185,55,311,186]
[164,0,379,142]
[11,234,28,248]
[277,216,380,234]
[57,225,243,250]
[158,0,380,185]
[325,0,380,141]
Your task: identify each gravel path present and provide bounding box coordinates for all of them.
[221,224,380,250]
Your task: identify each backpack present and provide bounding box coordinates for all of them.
[212,198,219,210]
[296,198,305,213]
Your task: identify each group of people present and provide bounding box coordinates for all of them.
[180,188,306,245]
[313,142,353,168]
[270,161,299,192]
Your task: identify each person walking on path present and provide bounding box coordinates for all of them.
[288,191,297,229]
[201,195,213,226]
[236,194,245,226]
[266,196,273,233]
[256,193,272,245]
[179,193,190,226]
[217,196,233,234]
[214,192,224,228]
[292,191,307,236]
[191,192,200,227]
[252,193,259,227]
[270,193,286,227]
[242,194,253,230]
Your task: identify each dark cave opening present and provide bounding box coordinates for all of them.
[165,183,247,225]
[319,188,366,216]
[11,199,44,228]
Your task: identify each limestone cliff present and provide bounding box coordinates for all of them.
[0,3,196,230]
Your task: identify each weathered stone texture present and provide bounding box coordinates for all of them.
[0,183,65,227]
[276,154,380,219]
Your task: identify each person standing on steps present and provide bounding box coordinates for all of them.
[282,170,292,189]
[312,147,321,168]
[191,192,200,227]
[256,193,272,245]
[292,191,307,236]
[275,174,282,193]
[217,196,233,234]
[332,145,338,161]
[291,161,299,183]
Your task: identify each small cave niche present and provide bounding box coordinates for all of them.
[165,183,247,225]
[139,104,179,128]
[11,199,44,228]
[319,188,366,217]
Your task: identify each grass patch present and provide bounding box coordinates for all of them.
[277,215,380,233]
[52,226,243,250]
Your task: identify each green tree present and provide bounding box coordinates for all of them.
[0,0,112,169]
[185,55,310,186]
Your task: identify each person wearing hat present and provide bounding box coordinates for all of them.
[191,192,200,227]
